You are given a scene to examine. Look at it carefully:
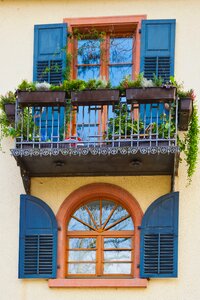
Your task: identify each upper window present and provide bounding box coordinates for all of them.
[66,199,134,277]
[74,33,135,86]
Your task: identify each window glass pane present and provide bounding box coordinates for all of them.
[105,205,129,228]
[102,200,116,225]
[109,65,132,87]
[109,217,134,231]
[68,217,93,231]
[73,206,92,224]
[86,200,101,227]
[68,263,96,274]
[69,238,96,249]
[104,251,131,261]
[78,39,100,64]
[104,237,132,249]
[110,37,133,63]
[69,251,96,261]
[78,66,100,81]
[104,263,131,274]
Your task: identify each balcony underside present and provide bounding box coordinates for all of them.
[11,144,178,177]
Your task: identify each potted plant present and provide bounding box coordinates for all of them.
[107,104,144,145]
[177,89,194,131]
[0,91,16,122]
[119,74,176,103]
[70,79,120,106]
[17,80,66,107]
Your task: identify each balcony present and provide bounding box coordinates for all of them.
[11,90,179,184]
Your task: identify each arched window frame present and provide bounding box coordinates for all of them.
[52,183,148,287]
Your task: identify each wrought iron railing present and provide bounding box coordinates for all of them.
[14,97,178,152]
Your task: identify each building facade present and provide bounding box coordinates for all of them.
[0,1,200,300]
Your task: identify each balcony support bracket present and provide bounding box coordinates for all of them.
[20,166,31,194]
[171,153,179,192]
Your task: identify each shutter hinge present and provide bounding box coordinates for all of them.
[139,29,142,34]
[138,226,142,230]
[58,226,61,231]
[137,264,140,268]
[57,265,60,269]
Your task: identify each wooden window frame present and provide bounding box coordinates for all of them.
[49,183,147,288]
[63,15,146,142]
[66,198,134,278]
[64,15,146,80]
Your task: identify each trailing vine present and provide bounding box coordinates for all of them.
[179,104,200,184]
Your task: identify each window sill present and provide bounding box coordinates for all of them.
[48,278,148,288]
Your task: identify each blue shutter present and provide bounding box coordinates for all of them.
[140,20,175,125]
[33,23,67,84]
[140,192,179,278]
[33,23,67,141]
[140,19,176,82]
[19,195,58,278]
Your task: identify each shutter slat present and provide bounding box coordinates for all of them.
[140,192,179,278]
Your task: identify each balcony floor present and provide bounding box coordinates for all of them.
[11,143,179,177]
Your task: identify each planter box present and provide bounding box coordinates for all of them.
[126,87,176,103]
[5,103,15,122]
[17,91,66,107]
[71,89,120,106]
[178,97,193,131]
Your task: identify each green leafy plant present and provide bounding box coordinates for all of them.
[107,104,144,139]
[18,80,36,92]
[178,104,200,184]
[152,74,163,87]
[118,73,155,94]
[0,91,16,111]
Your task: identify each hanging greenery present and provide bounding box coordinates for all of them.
[179,104,200,184]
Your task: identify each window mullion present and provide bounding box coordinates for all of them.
[96,235,102,276]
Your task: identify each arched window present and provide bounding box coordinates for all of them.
[56,183,143,281]
[67,199,134,277]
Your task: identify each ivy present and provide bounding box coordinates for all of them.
[182,104,200,184]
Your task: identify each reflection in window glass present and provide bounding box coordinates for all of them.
[69,238,96,249]
[109,37,134,86]
[101,200,116,226]
[68,263,96,274]
[110,37,133,63]
[68,217,93,231]
[69,251,96,261]
[104,263,131,274]
[78,39,101,64]
[109,217,134,231]
[109,65,132,87]
[104,237,132,249]
[67,200,134,231]
[104,251,131,261]
[78,66,100,81]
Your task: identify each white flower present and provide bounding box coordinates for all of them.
[35,82,51,91]
[141,78,154,88]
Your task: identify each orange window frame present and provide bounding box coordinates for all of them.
[73,32,135,82]
[49,183,148,288]
[65,198,135,278]
[63,16,146,139]
[64,15,146,80]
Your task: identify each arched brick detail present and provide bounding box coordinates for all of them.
[56,183,143,278]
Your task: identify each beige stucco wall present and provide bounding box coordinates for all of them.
[0,1,200,300]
